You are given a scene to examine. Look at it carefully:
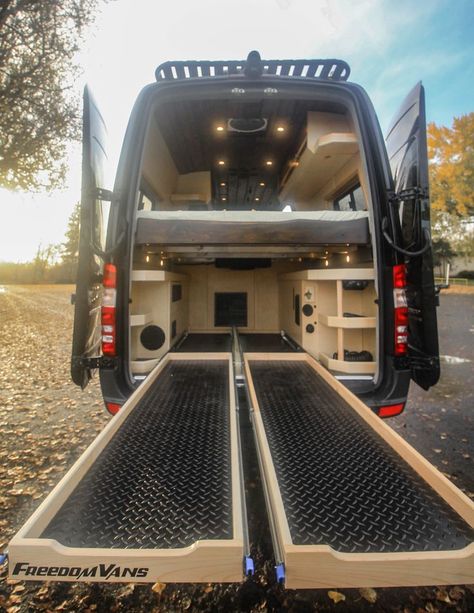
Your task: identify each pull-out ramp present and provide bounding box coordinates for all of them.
[9,354,247,583]
[244,353,474,589]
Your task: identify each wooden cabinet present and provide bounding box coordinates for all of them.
[279,269,377,374]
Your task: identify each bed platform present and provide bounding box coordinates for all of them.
[135,210,370,245]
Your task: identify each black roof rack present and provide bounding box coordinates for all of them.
[155,51,350,83]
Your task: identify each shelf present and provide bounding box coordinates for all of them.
[132,270,187,282]
[130,313,153,327]
[130,358,161,374]
[319,352,376,374]
[319,313,376,329]
[280,268,375,281]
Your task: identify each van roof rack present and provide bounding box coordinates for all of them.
[155,50,350,82]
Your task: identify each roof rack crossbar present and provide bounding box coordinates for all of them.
[155,54,350,82]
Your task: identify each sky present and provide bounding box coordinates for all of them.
[1,0,473,262]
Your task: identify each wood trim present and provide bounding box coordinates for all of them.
[319,313,376,328]
[284,543,474,589]
[279,268,375,281]
[319,351,376,374]
[9,353,244,584]
[132,270,188,282]
[244,352,474,589]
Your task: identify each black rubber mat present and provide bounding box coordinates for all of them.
[250,360,473,553]
[42,361,233,549]
[173,333,232,352]
[239,333,297,353]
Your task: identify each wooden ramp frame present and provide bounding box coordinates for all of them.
[8,354,245,584]
[244,352,474,589]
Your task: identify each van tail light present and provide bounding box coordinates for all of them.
[393,264,408,356]
[378,403,405,418]
[101,263,117,357]
[106,402,122,415]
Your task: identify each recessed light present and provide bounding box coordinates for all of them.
[216,125,224,132]
[255,197,260,201]
[218,160,225,166]
[259,182,265,186]
[276,126,285,132]
[221,197,227,201]
[265,160,273,166]
[220,182,226,186]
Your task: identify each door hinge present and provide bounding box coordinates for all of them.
[72,356,117,370]
[94,188,113,201]
[389,187,428,203]
[395,355,439,371]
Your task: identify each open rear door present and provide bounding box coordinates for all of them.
[71,86,111,389]
[385,83,440,389]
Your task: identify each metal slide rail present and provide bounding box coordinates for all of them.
[244,352,474,589]
[8,354,246,583]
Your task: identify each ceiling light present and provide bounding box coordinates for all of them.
[221,197,227,201]
[276,126,285,132]
[220,182,226,187]
[255,197,260,201]
[216,125,224,132]
[265,160,273,166]
[259,182,265,186]
[218,160,225,166]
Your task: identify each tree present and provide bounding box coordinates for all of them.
[0,1,102,191]
[427,113,474,217]
[61,202,80,279]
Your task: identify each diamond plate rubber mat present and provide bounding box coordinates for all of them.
[240,334,297,353]
[172,333,232,352]
[42,360,233,549]
[249,360,473,553]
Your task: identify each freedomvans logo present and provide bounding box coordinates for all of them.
[12,562,149,580]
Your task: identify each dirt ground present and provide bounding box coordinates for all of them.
[0,284,473,612]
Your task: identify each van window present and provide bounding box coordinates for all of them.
[333,183,365,212]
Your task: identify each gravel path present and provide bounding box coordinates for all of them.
[0,285,472,612]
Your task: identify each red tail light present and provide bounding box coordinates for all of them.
[393,265,408,356]
[378,403,405,418]
[106,402,122,415]
[101,264,117,356]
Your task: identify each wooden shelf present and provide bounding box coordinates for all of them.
[319,313,376,329]
[132,270,187,282]
[130,313,153,327]
[280,268,375,281]
[319,352,376,374]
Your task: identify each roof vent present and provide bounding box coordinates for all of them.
[227,118,268,133]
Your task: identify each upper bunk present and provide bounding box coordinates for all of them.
[135,210,370,246]
[135,85,374,252]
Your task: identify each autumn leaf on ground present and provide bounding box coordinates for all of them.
[359,587,377,603]
[151,581,166,595]
[328,590,345,603]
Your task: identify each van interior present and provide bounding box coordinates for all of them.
[129,96,378,379]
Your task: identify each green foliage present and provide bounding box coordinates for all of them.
[0,0,101,191]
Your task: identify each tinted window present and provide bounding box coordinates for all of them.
[334,184,365,211]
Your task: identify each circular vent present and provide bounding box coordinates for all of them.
[140,325,166,351]
[227,118,268,133]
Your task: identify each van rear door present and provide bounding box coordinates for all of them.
[71,86,111,389]
[385,82,440,390]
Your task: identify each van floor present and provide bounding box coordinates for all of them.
[172,333,298,353]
